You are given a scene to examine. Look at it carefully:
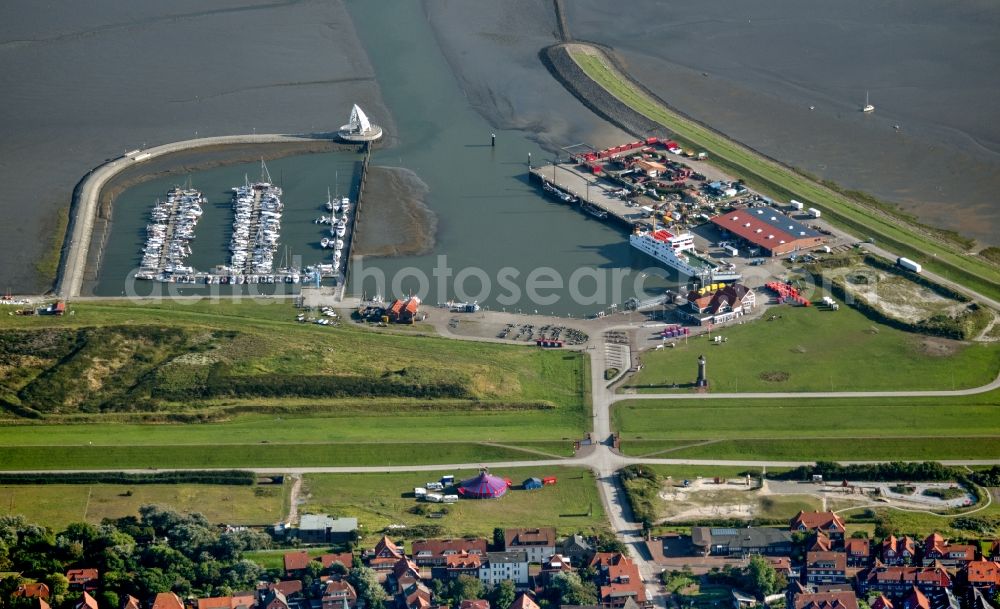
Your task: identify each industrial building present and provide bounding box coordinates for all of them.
[711,206,825,256]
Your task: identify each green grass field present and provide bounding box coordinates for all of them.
[0,482,285,530]
[615,386,1000,460]
[299,467,607,543]
[839,489,1000,538]
[623,305,999,393]
[568,48,1000,302]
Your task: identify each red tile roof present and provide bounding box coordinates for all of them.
[903,587,930,609]
[846,538,870,557]
[794,591,859,609]
[871,595,893,609]
[322,580,358,603]
[122,596,142,609]
[271,581,303,597]
[965,560,1000,586]
[862,565,952,588]
[320,552,354,570]
[66,569,99,585]
[510,594,540,609]
[791,511,846,534]
[807,551,847,572]
[14,583,50,599]
[811,532,833,552]
[74,593,99,609]
[445,553,482,569]
[505,527,556,548]
[151,592,185,609]
[460,601,490,609]
[197,595,256,609]
[284,550,311,572]
[374,536,403,559]
[412,538,487,560]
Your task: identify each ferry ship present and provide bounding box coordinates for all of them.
[630,226,741,283]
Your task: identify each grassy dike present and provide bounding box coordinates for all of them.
[566,46,1000,302]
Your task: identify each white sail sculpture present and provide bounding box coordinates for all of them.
[338,104,382,142]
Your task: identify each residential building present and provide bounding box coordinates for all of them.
[298,514,358,544]
[478,551,528,586]
[510,594,540,609]
[260,590,290,609]
[368,536,404,573]
[151,592,185,609]
[921,534,976,567]
[504,528,557,564]
[321,580,358,609]
[13,583,50,600]
[65,569,99,592]
[858,564,952,598]
[989,541,1000,561]
[412,538,487,567]
[431,553,483,581]
[882,536,917,566]
[460,601,490,609]
[790,512,846,546]
[74,593,98,609]
[811,532,833,552]
[266,581,303,599]
[683,284,756,326]
[284,551,311,577]
[197,594,256,609]
[793,591,859,609]
[805,551,848,585]
[691,526,794,557]
[961,560,1000,600]
[845,538,871,568]
[391,557,432,609]
[590,552,649,608]
[319,552,354,572]
[559,534,593,564]
[121,596,141,609]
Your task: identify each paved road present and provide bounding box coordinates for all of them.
[57,133,332,299]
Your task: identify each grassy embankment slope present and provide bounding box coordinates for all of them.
[0,301,586,469]
[568,48,1000,303]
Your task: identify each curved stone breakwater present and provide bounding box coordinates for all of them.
[57,134,347,298]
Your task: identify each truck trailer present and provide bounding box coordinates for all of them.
[897,257,922,273]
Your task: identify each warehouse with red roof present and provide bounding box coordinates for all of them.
[711,207,825,256]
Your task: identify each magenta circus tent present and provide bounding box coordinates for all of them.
[457,469,510,499]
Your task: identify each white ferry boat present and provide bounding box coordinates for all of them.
[630,226,741,283]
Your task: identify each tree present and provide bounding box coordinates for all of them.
[492,528,506,551]
[450,575,484,603]
[44,573,69,605]
[99,591,120,609]
[551,572,597,606]
[744,556,782,598]
[488,580,517,609]
[349,565,388,609]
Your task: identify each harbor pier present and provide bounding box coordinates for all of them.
[528,162,648,228]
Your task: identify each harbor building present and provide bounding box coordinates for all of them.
[711,206,825,256]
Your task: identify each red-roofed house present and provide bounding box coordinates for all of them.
[790,512,846,545]
[121,595,142,609]
[284,550,311,576]
[882,536,917,566]
[412,538,487,567]
[151,592,184,609]
[900,587,931,609]
[793,591,859,609]
[268,581,303,598]
[989,541,1000,561]
[510,594,540,609]
[431,552,482,580]
[321,579,358,609]
[962,560,1000,598]
[320,552,354,572]
[811,532,833,552]
[460,601,490,609]
[66,569,99,592]
[921,533,976,567]
[805,551,848,584]
[858,564,952,598]
[871,594,894,609]
[368,536,404,572]
[387,297,420,324]
[504,528,557,564]
[197,594,256,609]
[74,593,99,609]
[684,284,755,325]
[846,538,871,568]
[13,583,50,600]
[590,552,650,608]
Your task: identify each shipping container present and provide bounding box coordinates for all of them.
[897,257,922,273]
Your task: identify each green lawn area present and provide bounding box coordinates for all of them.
[623,305,999,393]
[839,489,1000,538]
[0,442,561,471]
[569,47,1000,302]
[0,300,587,469]
[615,388,1000,460]
[0,482,285,530]
[299,467,607,544]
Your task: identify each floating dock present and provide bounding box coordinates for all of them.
[529,162,648,228]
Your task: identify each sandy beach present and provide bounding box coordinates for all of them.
[353,166,436,258]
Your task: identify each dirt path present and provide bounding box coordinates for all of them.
[286,474,303,525]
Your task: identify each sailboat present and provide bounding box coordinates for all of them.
[862,90,875,113]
